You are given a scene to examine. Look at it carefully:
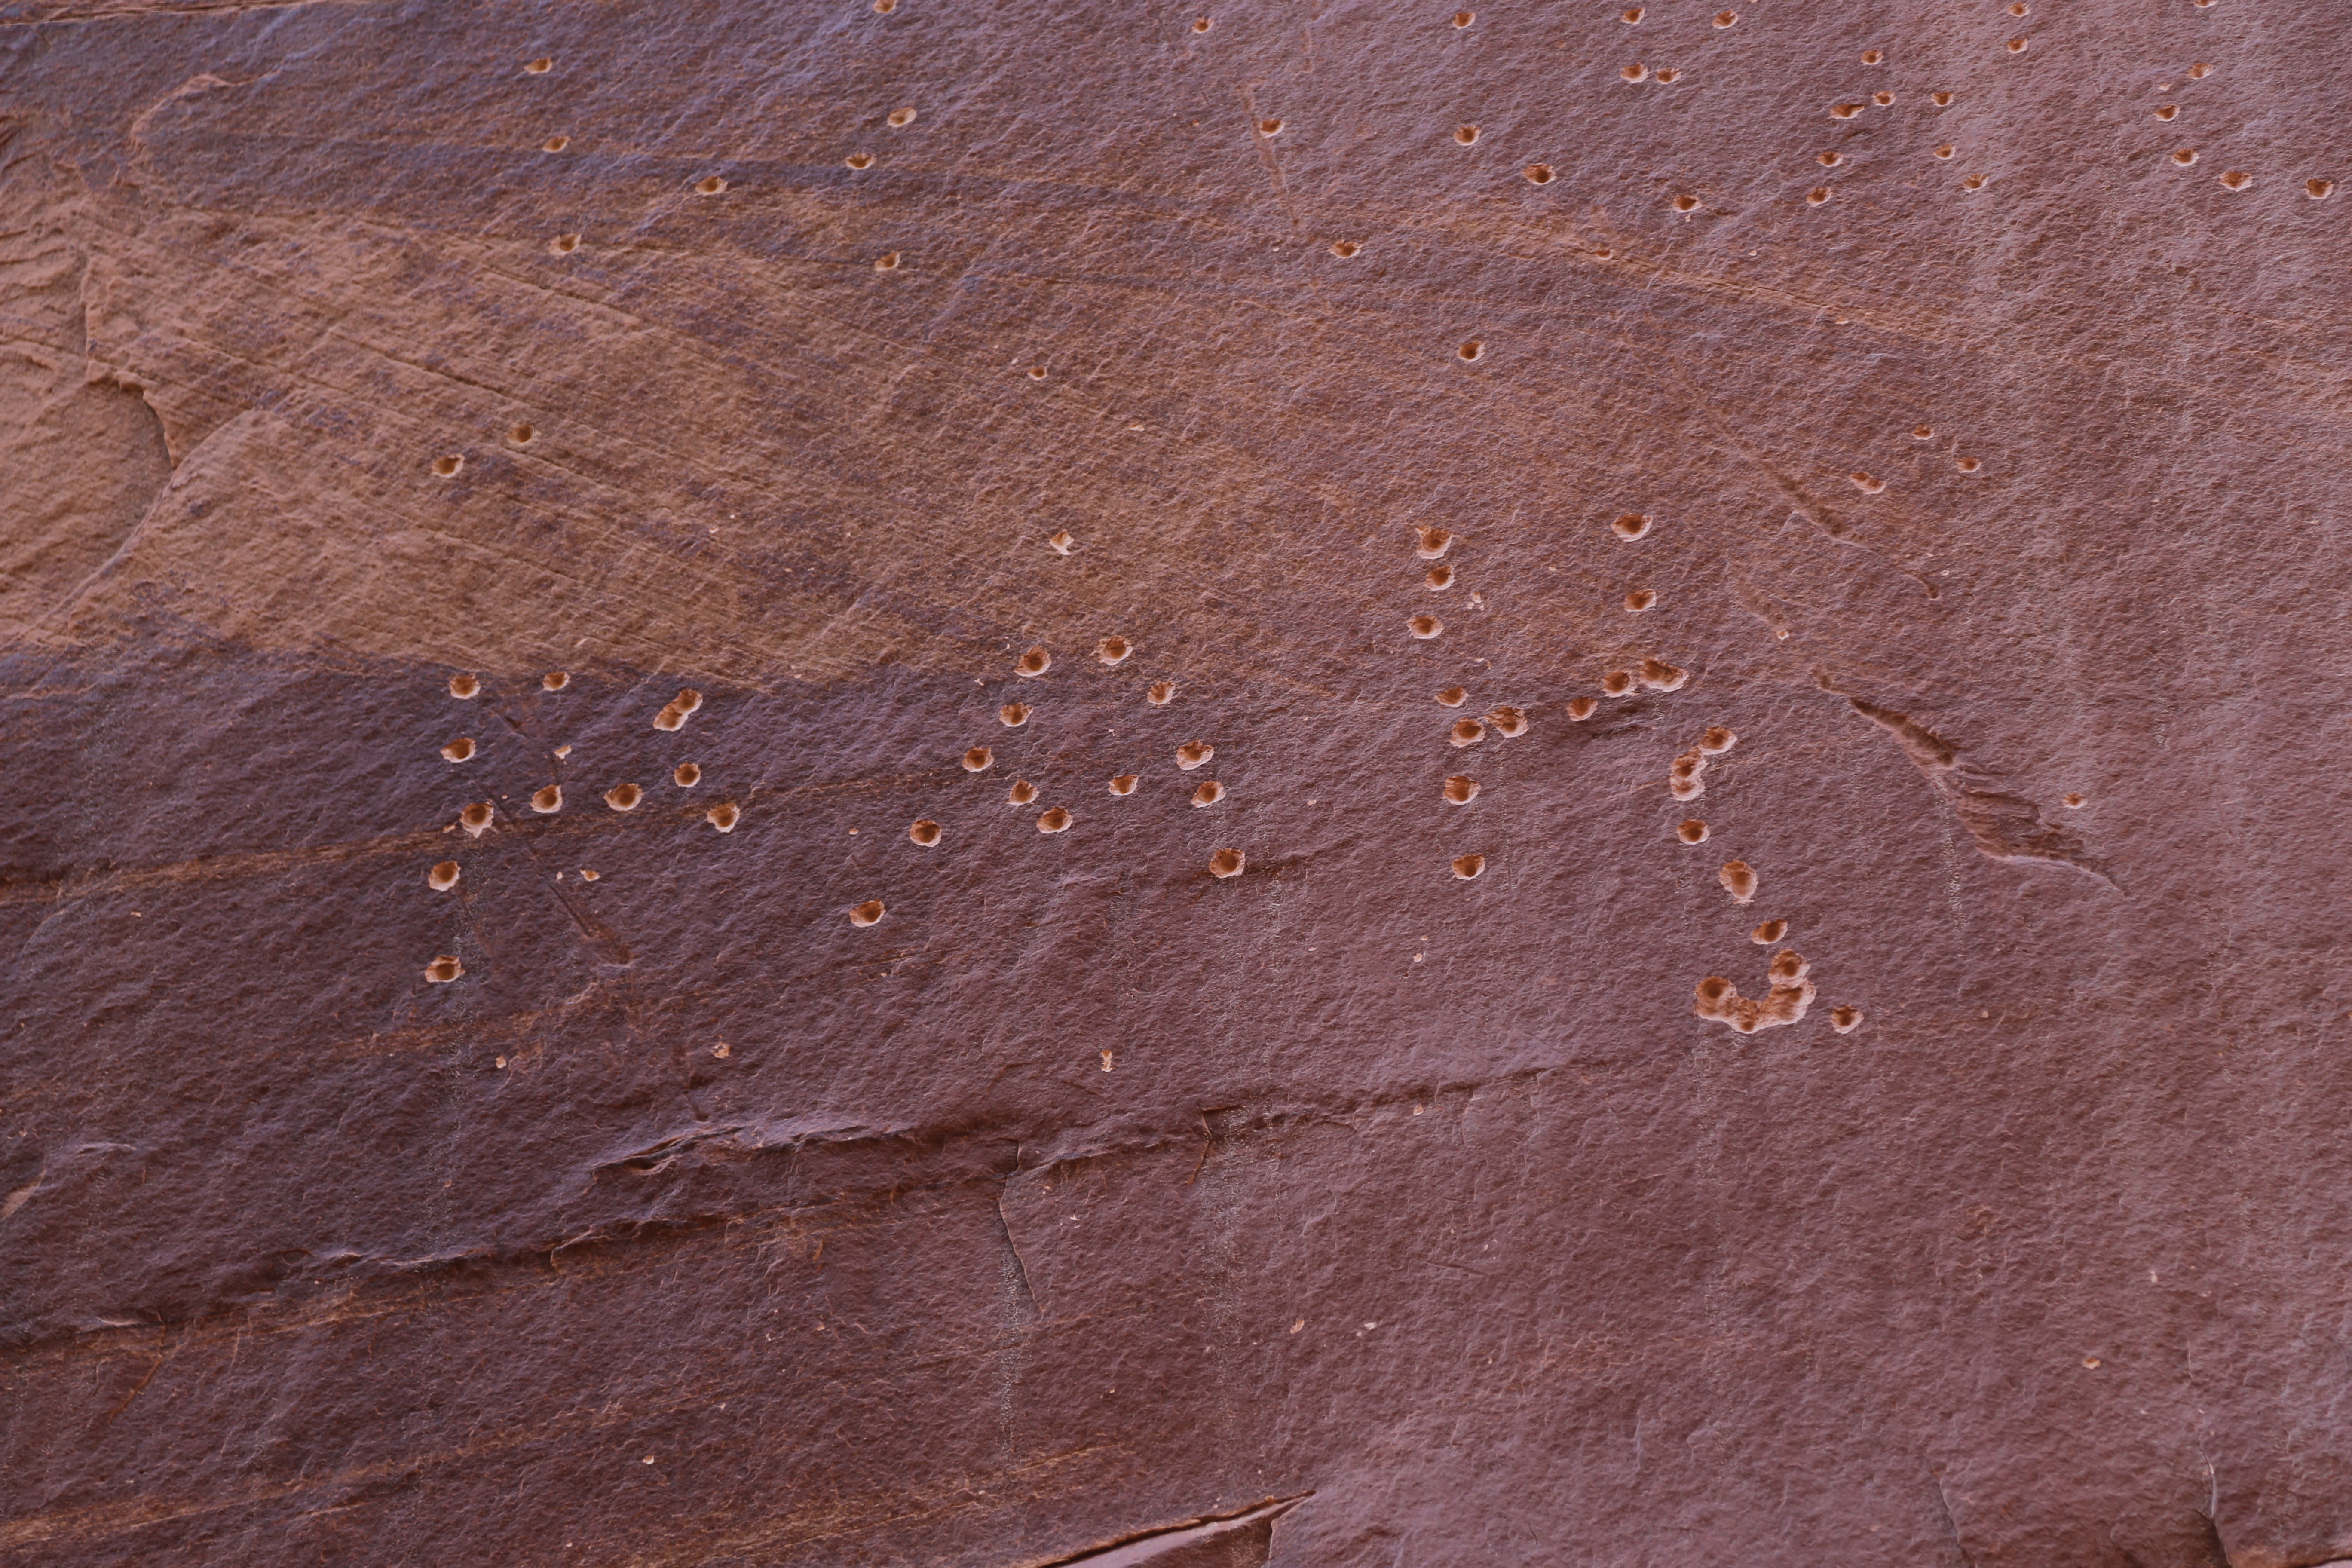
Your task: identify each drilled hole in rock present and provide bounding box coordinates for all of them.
[1210,848,1245,878]
[532,784,563,813]
[707,802,739,832]
[1451,854,1485,880]
[1037,807,1072,833]
[1409,615,1444,639]
[1639,658,1688,691]
[1000,703,1031,726]
[1807,187,1831,205]
[426,955,465,983]
[1567,697,1598,720]
[1655,68,1681,83]
[442,737,475,762]
[1007,779,1038,805]
[1831,103,1862,119]
[1437,686,1468,707]
[1525,164,1556,184]
[1457,340,1484,360]
[1453,8,1474,24]
[1872,91,1895,106]
[1957,456,1981,472]
[875,252,901,270]
[909,818,941,846]
[963,746,993,771]
[1147,681,1176,705]
[1752,919,1788,943]
[696,175,728,194]
[1426,564,1455,590]
[1612,512,1652,540]
[1851,471,1886,493]
[1961,173,1987,190]
[1449,718,1485,747]
[449,674,480,699]
[1831,1005,1864,1033]
[2004,37,2027,53]
[1049,530,1076,554]
[1713,9,1737,24]
[1719,859,1757,903]
[1016,645,1052,677]
[1626,589,1657,611]
[1602,671,1634,696]
[850,899,885,927]
[524,56,553,73]
[1331,239,1361,257]
[1443,775,1480,805]
[1932,90,1954,106]
[1488,705,1527,737]
[543,135,570,152]
[2172,148,2198,165]
[1622,64,1648,83]
[1671,194,1699,212]
[1177,740,1214,769]
[461,802,494,834]
[1109,774,1139,796]
[552,233,581,254]
[428,860,461,891]
[2189,62,2211,78]
[433,455,464,478]
[1861,49,1883,64]
[888,106,918,127]
[2219,169,2250,190]
[1416,527,1454,559]
[674,763,701,788]
[1096,636,1132,665]
[845,152,875,169]
[1677,820,1708,843]
[605,782,642,812]
[1934,144,1956,159]
[2154,104,2178,120]
[1191,781,1225,807]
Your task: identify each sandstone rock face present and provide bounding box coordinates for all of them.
[3,3,2347,1565]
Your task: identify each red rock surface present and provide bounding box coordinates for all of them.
[4,2,2349,1565]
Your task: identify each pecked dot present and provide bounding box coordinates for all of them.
[849,900,885,927]
[1912,424,1934,440]
[875,252,901,270]
[1453,8,1473,24]
[543,671,570,692]
[1932,90,1954,106]
[1861,49,1883,64]
[1752,919,1788,943]
[2154,104,2178,121]
[551,233,581,254]
[1698,726,1736,754]
[1426,564,1455,590]
[2004,37,2027,53]
[1409,615,1444,639]
[508,422,536,445]
[1016,645,1052,678]
[1831,1005,1864,1033]
[461,802,495,835]
[1713,9,1736,23]
[524,56,553,74]
[1000,703,1032,727]
[1612,512,1652,540]
[1096,636,1132,665]
[1049,530,1076,554]
[1454,125,1480,145]
[1718,859,1758,903]
[1026,365,1047,380]
[1190,781,1225,808]
[1818,151,1842,167]
[2189,62,2211,78]
[1677,820,1708,843]
[1807,187,1831,205]
[1935,144,1956,159]
[425,955,465,983]
[1437,686,1468,707]
[1566,697,1598,720]
[2062,792,2086,808]
[1259,117,1285,136]
[1525,164,1556,184]
[1961,173,1987,190]
[432,455,463,478]
[888,106,918,127]
[875,0,895,11]
[1487,705,1527,737]
[2310,179,2335,199]
[1621,5,1643,18]
[2219,169,2251,190]
[1192,15,1212,30]
[1850,471,1886,493]
[1671,194,1699,212]
[1458,340,1484,361]
[1008,779,1038,805]
[1416,527,1454,559]
[2172,148,2198,165]
[1625,589,1656,611]
[1209,848,1245,879]
[543,134,570,153]
[2007,0,2026,11]
[1451,854,1485,880]
[449,674,480,699]
[1449,718,1485,748]
[1623,64,1648,83]
[1957,456,1981,472]
[1443,775,1479,805]
[1037,807,1072,833]
[1109,774,1139,796]
[1177,741,1215,770]
[846,153,875,170]
[963,746,994,771]
[442,737,476,763]
[1638,658,1688,692]
[1147,681,1177,706]
[532,784,563,814]
[605,783,642,812]
[1872,91,1894,106]
[428,860,462,891]
[1602,670,1634,696]
[707,802,739,833]
[909,818,942,846]
[674,763,701,788]
[695,175,728,194]
[1655,68,1681,83]
[1331,240,1361,258]
[1831,102,1862,119]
